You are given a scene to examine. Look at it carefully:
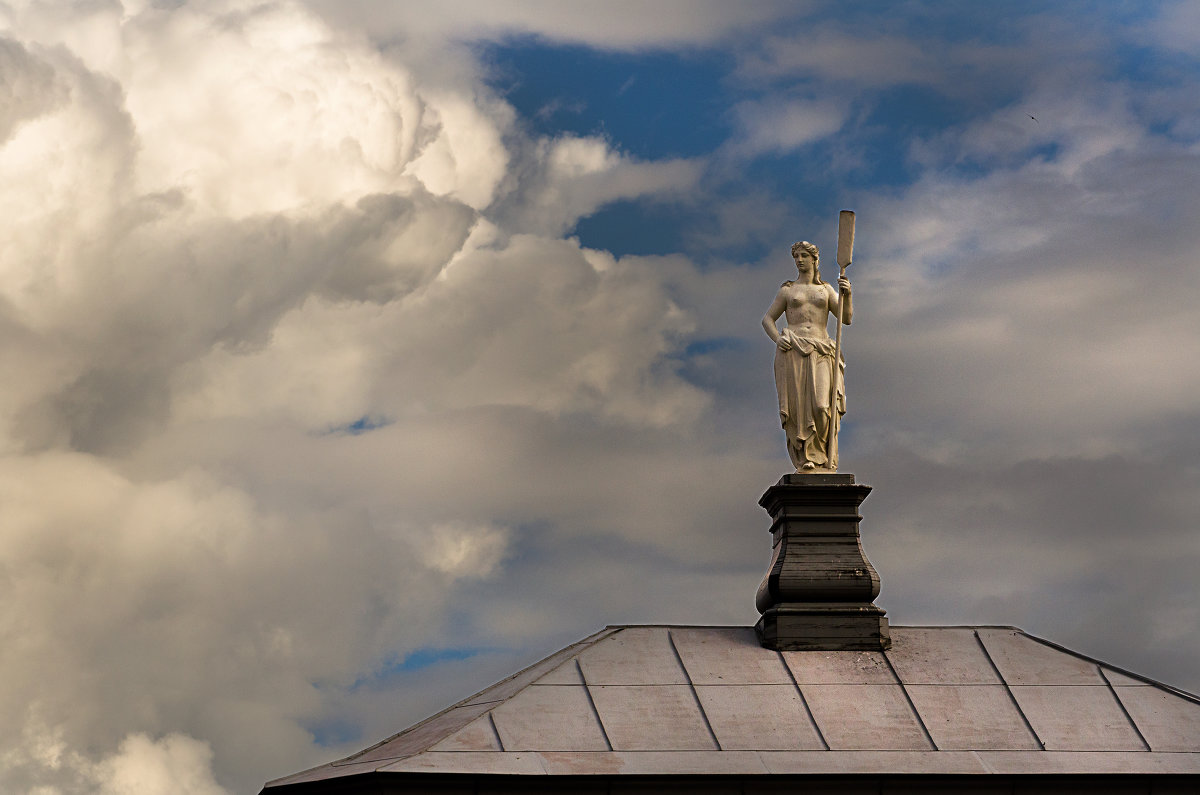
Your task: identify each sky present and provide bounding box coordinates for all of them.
[2,0,1199,792]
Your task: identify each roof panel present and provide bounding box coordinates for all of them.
[886,627,1001,684]
[577,627,687,685]
[1114,686,1200,752]
[671,627,791,685]
[906,685,1040,750]
[801,684,932,750]
[492,684,609,751]
[1104,667,1151,687]
[1010,685,1146,751]
[695,684,825,750]
[535,659,585,685]
[977,628,1104,685]
[428,715,501,752]
[589,685,717,751]
[782,650,895,684]
[462,628,619,705]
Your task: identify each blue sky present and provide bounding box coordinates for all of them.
[2,1,1200,792]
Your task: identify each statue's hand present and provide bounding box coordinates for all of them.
[776,331,793,351]
[838,276,851,293]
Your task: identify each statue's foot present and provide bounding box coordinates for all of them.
[801,462,816,470]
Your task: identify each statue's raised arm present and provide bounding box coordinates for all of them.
[763,239,850,472]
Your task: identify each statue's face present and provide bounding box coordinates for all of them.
[794,250,816,281]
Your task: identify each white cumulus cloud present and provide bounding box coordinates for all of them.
[0,2,726,792]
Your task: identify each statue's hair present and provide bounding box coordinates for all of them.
[791,240,819,262]
[789,241,824,285]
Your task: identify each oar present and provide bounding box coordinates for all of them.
[826,210,855,466]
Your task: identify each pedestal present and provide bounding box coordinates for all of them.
[754,473,891,651]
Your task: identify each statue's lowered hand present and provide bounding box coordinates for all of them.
[776,328,795,351]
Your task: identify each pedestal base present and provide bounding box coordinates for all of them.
[756,604,891,651]
[754,473,890,652]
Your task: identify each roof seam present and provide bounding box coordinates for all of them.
[777,649,829,751]
[975,629,1045,751]
[1099,666,1152,752]
[577,658,614,752]
[881,645,938,751]
[667,629,722,751]
[486,712,505,752]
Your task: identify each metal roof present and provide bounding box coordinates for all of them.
[263,625,1200,788]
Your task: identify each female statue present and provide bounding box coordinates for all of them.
[761,241,853,471]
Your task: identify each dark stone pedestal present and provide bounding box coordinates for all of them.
[754,473,891,651]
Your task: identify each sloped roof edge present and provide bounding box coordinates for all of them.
[267,626,621,786]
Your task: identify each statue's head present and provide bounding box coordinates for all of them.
[791,241,823,284]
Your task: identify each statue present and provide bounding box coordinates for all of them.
[761,226,854,472]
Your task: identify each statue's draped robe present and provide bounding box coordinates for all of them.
[773,328,845,470]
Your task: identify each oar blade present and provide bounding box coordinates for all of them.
[836,210,855,268]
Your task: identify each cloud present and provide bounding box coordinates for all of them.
[494,135,705,236]
[0,37,67,142]
[0,2,723,791]
[743,32,949,87]
[403,90,512,210]
[1145,0,1200,52]
[725,97,847,157]
[421,521,511,576]
[735,16,1107,108]
[304,0,799,50]
[842,68,1200,465]
[2,725,231,795]
[0,448,498,790]
[95,734,229,795]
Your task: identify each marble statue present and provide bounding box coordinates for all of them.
[761,239,853,472]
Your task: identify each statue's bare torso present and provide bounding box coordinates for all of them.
[761,246,848,346]
[781,282,837,339]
